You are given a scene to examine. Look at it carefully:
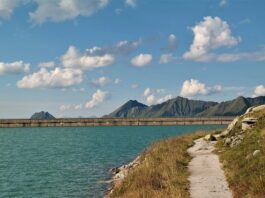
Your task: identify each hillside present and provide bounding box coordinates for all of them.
[104,96,265,118]
[30,111,55,119]
[209,105,265,197]
[103,100,147,118]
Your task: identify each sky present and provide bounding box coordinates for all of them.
[0,0,265,118]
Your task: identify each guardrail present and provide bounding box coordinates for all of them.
[0,117,235,128]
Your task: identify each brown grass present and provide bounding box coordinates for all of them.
[216,112,265,198]
[109,132,205,198]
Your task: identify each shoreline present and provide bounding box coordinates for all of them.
[106,156,141,197]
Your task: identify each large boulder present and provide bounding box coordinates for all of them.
[242,117,258,131]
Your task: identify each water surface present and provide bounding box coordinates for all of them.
[0,125,224,197]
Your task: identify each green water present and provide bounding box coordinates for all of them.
[0,125,224,198]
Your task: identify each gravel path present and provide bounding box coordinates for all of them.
[187,138,232,198]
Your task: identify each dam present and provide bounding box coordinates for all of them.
[0,117,234,128]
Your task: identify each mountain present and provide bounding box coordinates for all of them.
[198,96,265,117]
[140,97,217,117]
[104,97,217,118]
[104,96,265,118]
[30,111,55,119]
[104,100,148,118]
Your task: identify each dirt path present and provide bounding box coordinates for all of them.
[187,138,232,198]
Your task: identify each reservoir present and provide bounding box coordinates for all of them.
[0,125,225,197]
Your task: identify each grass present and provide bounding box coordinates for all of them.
[216,109,265,198]
[109,131,205,198]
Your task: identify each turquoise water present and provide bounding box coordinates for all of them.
[0,125,224,198]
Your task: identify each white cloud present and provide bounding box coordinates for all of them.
[85,89,109,108]
[61,46,114,70]
[146,94,156,105]
[114,78,121,84]
[17,67,83,88]
[143,87,172,105]
[0,0,23,18]
[29,0,109,24]
[131,53,152,67]
[131,84,139,89]
[91,76,110,87]
[144,88,152,97]
[180,79,222,98]
[157,94,173,103]
[125,0,137,8]
[86,39,142,56]
[0,61,30,75]
[38,61,55,68]
[167,34,177,51]
[60,104,83,111]
[219,0,228,7]
[183,16,240,62]
[159,53,174,64]
[252,85,265,97]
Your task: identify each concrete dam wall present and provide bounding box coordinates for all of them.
[0,117,234,128]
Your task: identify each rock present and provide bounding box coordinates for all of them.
[253,150,261,156]
[204,134,216,141]
[224,138,232,146]
[221,117,239,137]
[245,106,254,114]
[213,134,222,140]
[230,135,244,147]
[242,117,258,131]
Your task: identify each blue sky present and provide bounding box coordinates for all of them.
[0,0,265,118]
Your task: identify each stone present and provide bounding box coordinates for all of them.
[253,150,261,156]
[242,117,258,131]
[221,117,239,137]
[204,134,216,141]
[224,138,232,146]
[230,135,244,147]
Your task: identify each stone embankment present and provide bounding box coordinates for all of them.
[0,117,234,128]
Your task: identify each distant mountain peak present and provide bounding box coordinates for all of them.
[30,111,55,120]
[104,96,265,118]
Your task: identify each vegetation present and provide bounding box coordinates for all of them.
[109,132,205,198]
[216,109,265,198]
[104,96,265,118]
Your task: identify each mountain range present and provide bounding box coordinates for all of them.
[104,96,265,118]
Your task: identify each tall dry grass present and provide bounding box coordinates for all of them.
[109,132,204,198]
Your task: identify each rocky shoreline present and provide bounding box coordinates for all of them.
[105,156,141,197]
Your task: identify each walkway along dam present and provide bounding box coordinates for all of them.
[0,117,234,128]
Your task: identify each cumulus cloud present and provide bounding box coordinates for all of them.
[85,89,109,108]
[157,94,173,103]
[17,67,83,88]
[29,0,109,24]
[61,46,114,70]
[252,85,265,97]
[131,53,152,67]
[125,0,137,8]
[0,61,30,75]
[183,16,240,62]
[38,61,55,68]
[91,76,110,87]
[180,79,222,98]
[143,87,173,105]
[159,53,174,64]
